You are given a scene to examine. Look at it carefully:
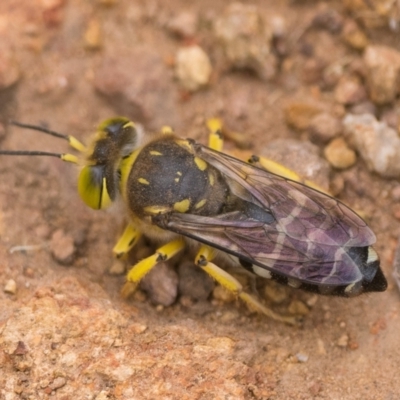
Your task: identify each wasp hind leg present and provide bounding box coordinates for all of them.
[195,245,298,325]
[207,118,327,195]
[248,154,329,194]
[207,118,224,152]
[121,238,185,298]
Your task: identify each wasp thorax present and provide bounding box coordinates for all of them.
[126,136,229,219]
[78,117,139,210]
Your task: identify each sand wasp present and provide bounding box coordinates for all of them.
[0,117,387,323]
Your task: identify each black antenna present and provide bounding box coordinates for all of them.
[2,120,86,154]
[0,150,63,158]
[9,120,70,142]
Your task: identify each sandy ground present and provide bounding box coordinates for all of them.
[1,1,400,399]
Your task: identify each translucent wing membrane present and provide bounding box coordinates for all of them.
[195,144,376,248]
[154,143,379,289]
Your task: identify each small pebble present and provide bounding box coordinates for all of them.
[364,45,400,104]
[49,377,67,390]
[348,101,377,116]
[343,113,400,177]
[264,283,288,304]
[178,260,215,301]
[324,137,356,169]
[284,101,322,131]
[288,300,309,316]
[334,75,367,105]
[306,295,318,307]
[309,112,343,143]
[95,391,111,400]
[50,229,76,265]
[296,352,309,363]
[342,19,368,50]
[109,259,126,275]
[214,3,276,80]
[4,279,17,294]
[175,45,212,91]
[337,334,349,348]
[140,262,178,306]
[23,267,35,278]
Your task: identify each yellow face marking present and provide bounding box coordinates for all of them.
[123,121,135,129]
[173,199,190,213]
[150,150,162,156]
[138,178,150,185]
[208,172,215,186]
[143,205,171,215]
[120,149,141,199]
[194,157,207,171]
[195,199,207,209]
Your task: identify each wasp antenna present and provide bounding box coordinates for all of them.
[10,120,69,140]
[9,120,87,153]
[0,150,79,164]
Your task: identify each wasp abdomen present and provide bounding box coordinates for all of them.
[126,136,229,218]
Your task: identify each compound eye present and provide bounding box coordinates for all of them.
[78,165,112,210]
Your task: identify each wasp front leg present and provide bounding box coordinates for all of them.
[121,238,185,298]
[113,223,142,258]
[194,245,298,325]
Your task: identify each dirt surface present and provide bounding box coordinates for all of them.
[1,1,400,399]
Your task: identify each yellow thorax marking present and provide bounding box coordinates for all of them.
[138,178,150,185]
[194,157,207,171]
[173,199,190,213]
[195,199,207,209]
[143,205,171,214]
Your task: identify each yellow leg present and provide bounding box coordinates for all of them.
[195,245,298,325]
[248,154,330,195]
[207,118,224,152]
[161,125,174,135]
[121,238,185,298]
[208,118,328,194]
[113,224,141,258]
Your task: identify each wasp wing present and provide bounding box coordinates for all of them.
[154,144,377,287]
